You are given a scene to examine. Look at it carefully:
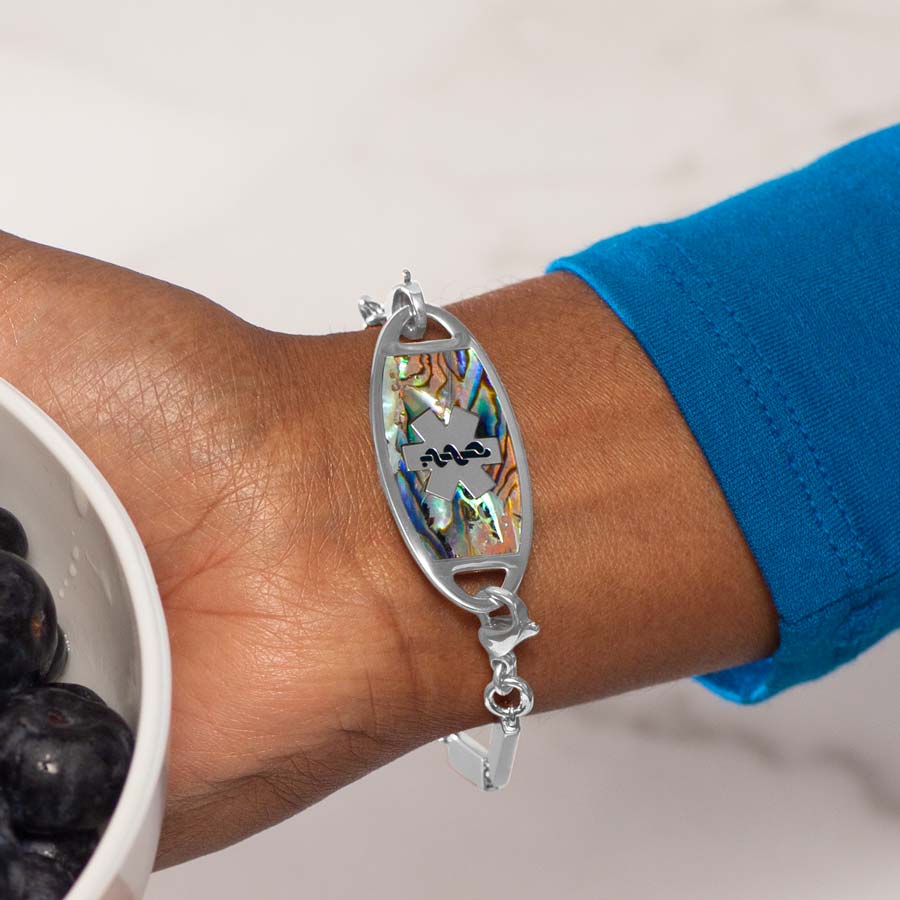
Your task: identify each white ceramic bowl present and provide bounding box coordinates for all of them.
[0,378,171,899]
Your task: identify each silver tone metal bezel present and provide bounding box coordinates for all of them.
[368,302,534,617]
[363,273,537,792]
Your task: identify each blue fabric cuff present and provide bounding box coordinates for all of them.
[548,125,900,703]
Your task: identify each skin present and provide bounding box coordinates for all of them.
[0,232,778,867]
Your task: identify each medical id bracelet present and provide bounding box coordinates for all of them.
[359,271,539,791]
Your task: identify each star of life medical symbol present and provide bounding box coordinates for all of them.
[401,406,501,501]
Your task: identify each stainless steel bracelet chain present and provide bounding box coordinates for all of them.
[359,271,539,791]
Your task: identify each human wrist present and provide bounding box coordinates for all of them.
[288,271,779,752]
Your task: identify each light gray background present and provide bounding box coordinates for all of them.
[2,2,900,898]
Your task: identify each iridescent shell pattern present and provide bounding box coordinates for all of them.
[381,349,522,560]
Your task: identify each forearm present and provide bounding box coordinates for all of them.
[300,271,779,743]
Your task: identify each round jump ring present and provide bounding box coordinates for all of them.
[484,675,534,720]
[474,586,519,632]
[391,270,428,340]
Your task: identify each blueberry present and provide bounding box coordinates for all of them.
[0,685,134,834]
[47,682,105,707]
[0,508,28,559]
[0,792,13,838]
[0,843,26,900]
[44,627,69,684]
[18,829,99,881]
[47,681,106,706]
[22,854,73,900]
[0,797,25,900]
[0,551,58,692]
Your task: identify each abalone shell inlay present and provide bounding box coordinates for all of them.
[381,349,521,560]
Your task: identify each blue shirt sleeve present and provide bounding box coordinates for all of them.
[548,125,900,704]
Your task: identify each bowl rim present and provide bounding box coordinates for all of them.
[0,378,172,898]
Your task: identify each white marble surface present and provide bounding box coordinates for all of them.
[2,1,900,897]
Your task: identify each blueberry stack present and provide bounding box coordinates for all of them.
[0,508,134,899]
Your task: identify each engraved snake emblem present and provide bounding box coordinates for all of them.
[418,440,491,468]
